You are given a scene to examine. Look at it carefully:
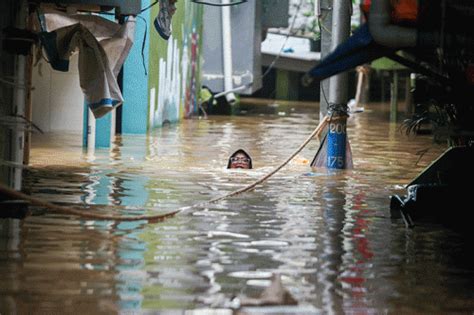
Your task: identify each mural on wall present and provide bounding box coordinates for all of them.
[154,36,181,126]
[149,1,202,128]
[184,29,200,118]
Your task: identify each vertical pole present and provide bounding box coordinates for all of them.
[276,69,299,100]
[116,67,123,134]
[390,70,398,122]
[122,9,150,134]
[361,67,370,104]
[23,13,34,166]
[110,109,116,143]
[221,0,236,104]
[319,0,332,121]
[381,72,386,103]
[90,11,116,147]
[95,114,112,148]
[354,69,364,107]
[23,55,33,166]
[11,0,28,189]
[327,0,351,169]
[405,72,413,115]
[12,61,25,189]
[87,108,96,157]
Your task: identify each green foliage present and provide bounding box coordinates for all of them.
[295,0,320,39]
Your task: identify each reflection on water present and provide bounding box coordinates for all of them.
[1,103,474,314]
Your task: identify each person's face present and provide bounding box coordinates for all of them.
[230,152,251,169]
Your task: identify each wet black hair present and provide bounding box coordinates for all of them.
[227,149,253,169]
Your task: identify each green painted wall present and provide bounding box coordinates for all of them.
[148,1,203,128]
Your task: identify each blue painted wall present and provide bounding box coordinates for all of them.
[122,0,151,134]
[95,113,112,147]
[83,103,112,148]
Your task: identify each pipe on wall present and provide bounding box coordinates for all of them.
[87,108,96,156]
[11,0,28,189]
[221,0,236,105]
[368,0,417,48]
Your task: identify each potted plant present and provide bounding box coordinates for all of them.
[301,1,321,51]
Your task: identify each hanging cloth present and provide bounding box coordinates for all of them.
[37,9,135,118]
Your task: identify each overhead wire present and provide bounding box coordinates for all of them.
[191,0,247,7]
[140,0,247,14]
[317,9,330,106]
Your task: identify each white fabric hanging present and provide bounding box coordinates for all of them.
[38,9,135,118]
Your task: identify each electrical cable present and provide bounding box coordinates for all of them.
[135,15,149,75]
[0,77,27,89]
[262,0,303,79]
[317,14,330,106]
[140,0,247,14]
[191,0,247,7]
[141,0,159,13]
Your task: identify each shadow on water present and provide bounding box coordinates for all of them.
[1,102,473,313]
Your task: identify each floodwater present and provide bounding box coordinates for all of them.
[1,103,473,314]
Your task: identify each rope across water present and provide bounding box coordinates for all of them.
[0,116,330,223]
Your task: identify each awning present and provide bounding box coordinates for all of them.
[306,24,395,81]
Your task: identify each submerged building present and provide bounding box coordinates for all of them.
[1,0,473,236]
[1,0,205,191]
[1,0,287,191]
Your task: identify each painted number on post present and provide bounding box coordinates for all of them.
[329,123,346,134]
[328,156,344,168]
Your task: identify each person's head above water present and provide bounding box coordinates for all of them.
[227,149,252,169]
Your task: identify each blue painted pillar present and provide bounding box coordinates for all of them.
[327,117,347,169]
[327,0,351,169]
[82,104,113,149]
[122,0,151,134]
[95,114,112,148]
[82,7,118,150]
[82,104,94,150]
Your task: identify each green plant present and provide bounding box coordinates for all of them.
[301,0,320,39]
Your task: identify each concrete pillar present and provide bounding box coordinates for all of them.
[276,69,299,100]
[11,0,28,189]
[327,0,351,169]
[405,72,414,115]
[319,0,333,120]
[122,0,150,134]
[390,71,399,122]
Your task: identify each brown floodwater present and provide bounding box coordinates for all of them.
[1,102,473,314]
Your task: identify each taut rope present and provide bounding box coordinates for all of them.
[0,116,330,222]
